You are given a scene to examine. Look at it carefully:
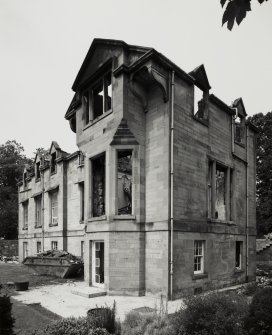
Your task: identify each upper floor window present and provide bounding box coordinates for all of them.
[92,154,105,217]
[194,86,208,120]
[36,162,41,180]
[51,152,57,174]
[22,201,28,229]
[117,150,132,215]
[23,172,28,189]
[83,72,112,124]
[35,195,42,228]
[234,115,245,145]
[50,190,58,225]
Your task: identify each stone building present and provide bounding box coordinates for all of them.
[18,38,257,299]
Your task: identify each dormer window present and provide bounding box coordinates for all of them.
[36,161,41,180]
[51,152,57,174]
[234,115,245,144]
[194,86,208,120]
[83,71,112,124]
[23,172,28,189]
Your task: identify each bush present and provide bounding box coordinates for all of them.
[87,302,120,334]
[0,285,14,335]
[244,287,272,334]
[88,328,110,335]
[172,292,248,335]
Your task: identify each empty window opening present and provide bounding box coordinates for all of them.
[83,90,91,124]
[117,150,132,215]
[51,152,57,173]
[194,240,204,274]
[35,195,42,227]
[37,241,41,254]
[23,201,28,229]
[234,116,245,144]
[79,182,85,222]
[194,86,204,116]
[235,241,242,269]
[23,172,28,189]
[215,166,226,220]
[92,154,105,217]
[36,162,41,179]
[94,241,104,284]
[51,241,58,250]
[81,241,84,259]
[50,191,58,225]
[93,81,104,119]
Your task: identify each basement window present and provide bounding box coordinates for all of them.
[92,154,105,217]
[83,71,112,125]
[117,150,133,215]
[235,241,242,269]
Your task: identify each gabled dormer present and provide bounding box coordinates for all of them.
[49,141,61,174]
[34,151,43,181]
[231,98,247,145]
[189,64,211,121]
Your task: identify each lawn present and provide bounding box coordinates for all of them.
[0,262,69,334]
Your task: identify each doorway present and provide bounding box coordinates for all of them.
[92,241,104,287]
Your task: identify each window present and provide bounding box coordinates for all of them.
[234,115,245,144]
[92,154,105,217]
[23,242,28,259]
[23,172,28,189]
[235,241,243,269]
[36,161,41,179]
[194,86,207,120]
[117,150,132,215]
[50,191,58,225]
[83,71,112,124]
[22,201,28,229]
[51,241,58,250]
[35,195,42,227]
[51,152,57,173]
[79,182,85,222]
[208,161,231,221]
[194,241,205,274]
[81,241,84,259]
[37,241,42,254]
[78,152,85,166]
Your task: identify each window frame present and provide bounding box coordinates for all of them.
[35,195,42,228]
[22,200,29,229]
[194,240,205,275]
[49,190,58,226]
[82,70,112,125]
[36,161,41,181]
[79,181,85,223]
[37,241,42,254]
[50,152,57,174]
[51,241,58,251]
[91,153,106,218]
[235,241,243,270]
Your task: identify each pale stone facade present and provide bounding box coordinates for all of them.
[18,39,257,299]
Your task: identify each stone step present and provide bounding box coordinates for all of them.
[71,286,107,299]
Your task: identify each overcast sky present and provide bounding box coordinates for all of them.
[0,0,271,158]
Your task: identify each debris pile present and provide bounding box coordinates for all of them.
[35,250,83,264]
[0,255,19,263]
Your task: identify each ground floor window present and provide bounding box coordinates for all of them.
[92,241,104,285]
[37,241,41,254]
[81,241,84,259]
[23,242,28,259]
[194,240,205,274]
[51,241,58,250]
[235,241,242,269]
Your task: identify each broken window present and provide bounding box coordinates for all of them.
[208,161,231,221]
[83,71,112,124]
[35,195,42,227]
[50,190,58,225]
[51,241,58,250]
[194,85,208,120]
[234,116,245,144]
[79,182,85,222]
[37,241,41,254]
[92,154,105,217]
[22,201,28,229]
[51,152,57,173]
[235,241,242,269]
[194,240,205,274]
[36,162,41,180]
[117,150,132,215]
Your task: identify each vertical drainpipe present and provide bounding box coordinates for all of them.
[170,71,175,300]
[41,166,45,252]
[246,125,249,281]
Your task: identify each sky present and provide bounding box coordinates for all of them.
[0,0,271,158]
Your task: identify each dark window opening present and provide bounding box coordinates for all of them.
[93,81,104,119]
[234,116,245,144]
[105,72,112,112]
[79,182,85,222]
[81,241,84,259]
[23,201,28,228]
[83,90,90,124]
[35,195,42,227]
[215,166,226,220]
[36,162,41,179]
[235,241,242,269]
[92,154,105,217]
[117,150,132,215]
[51,152,57,173]
[23,172,28,189]
[37,241,41,254]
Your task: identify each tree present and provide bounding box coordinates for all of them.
[221,0,269,30]
[0,140,32,239]
[248,112,272,236]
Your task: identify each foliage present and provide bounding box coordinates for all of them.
[220,0,269,30]
[248,112,272,236]
[244,287,272,334]
[0,140,33,239]
[0,284,14,335]
[172,292,248,335]
[87,302,120,334]
[88,329,110,335]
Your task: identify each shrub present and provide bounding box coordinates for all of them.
[121,311,155,335]
[0,285,14,335]
[88,328,110,335]
[143,315,176,335]
[244,287,272,334]
[87,302,120,334]
[172,292,248,335]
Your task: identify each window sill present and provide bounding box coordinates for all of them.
[49,223,58,227]
[79,220,85,224]
[35,178,41,183]
[234,268,244,274]
[50,171,57,176]
[83,110,112,131]
[234,140,245,148]
[35,225,42,229]
[113,215,136,220]
[88,215,107,222]
[22,227,28,231]
[20,188,31,193]
[77,164,84,168]
[192,272,208,280]
[208,218,236,226]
